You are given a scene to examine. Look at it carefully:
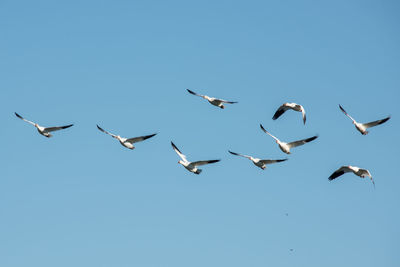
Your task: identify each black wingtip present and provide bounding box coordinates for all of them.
[15,112,22,119]
[187,89,195,95]
[62,124,74,129]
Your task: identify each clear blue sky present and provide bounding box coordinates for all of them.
[1,1,399,266]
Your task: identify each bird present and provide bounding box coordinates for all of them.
[97,125,156,150]
[329,165,374,187]
[15,112,73,138]
[171,141,220,174]
[228,150,287,170]
[339,104,390,135]
[273,103,306,124]
[260,124,318,154]
[187,89,237,109]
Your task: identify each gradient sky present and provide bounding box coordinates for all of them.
[1,1,399,266]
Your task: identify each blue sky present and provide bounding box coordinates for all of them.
[1,0,399,266]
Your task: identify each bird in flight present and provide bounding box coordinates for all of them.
[187,89,237,109]
[272,102,306,124]
[339,104,390,135]
[97,125,156,150]
[228,150,287,170]
[15,112,73,138]
[171,141,220,174]
[260,124,318,154]
[329,165,374,187]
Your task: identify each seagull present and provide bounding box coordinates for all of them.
[171,142,220,174]
[228,150,287,170]
[260,124,318,154]
[329,165,374,187]
[273,103,306,124]
[187,89,237,109]
[97,125,156,150]
[339,104,390,135]
[15,112,73,138]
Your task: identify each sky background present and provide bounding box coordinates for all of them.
[1,0,399,266]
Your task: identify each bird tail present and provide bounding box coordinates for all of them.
[195,169,202,174]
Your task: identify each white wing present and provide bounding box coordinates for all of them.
[259,158,288,165]
[228,151,252,160]
[45,124,73,132]
[191,159,220,166]
[215,98,238,104]
[126,133,157,144]
[15,112,36,126]
[171,142,188,162]
[260,124,280,142]
[187,89,205,98]
[339,105,357,123]
[301,107,306,124]
[328,166,353,180]
[272,105,290,120]
[97,125,118,138]
[288,135,318,148]
[362,116,390,129]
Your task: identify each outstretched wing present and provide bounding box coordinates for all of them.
[217,98,238,104]
[171,141,187,162]
[328,166,353,180]
[339,104,357,123]
[45,124,73,132]
[288,135,318,148]
[187,89,205,98]
[97,125,118,138]
[15,112,36,126]
[191,159,220,166]
[126,133,157,144]
[272,105,290,120]
[362,116,390,129]
[301,108,306,124]
[228,150,251,160]
[260,158,288,165]
[259,124,280,142]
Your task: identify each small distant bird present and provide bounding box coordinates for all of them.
[273,103,306,124]
[171,142,220,174]
[97,125,156,150]
[228,150,287,170]
[339,104,390,135]
[15,112,73,138]
[187,89,237,109]
[329,165,374,187]
[260,124,318,154]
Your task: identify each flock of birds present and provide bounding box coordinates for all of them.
[15,89,391,186]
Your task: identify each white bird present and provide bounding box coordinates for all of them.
[329,165,374,187]
[228,150,287,170]
[97,125,156,150]
[339,104,390,135]
[171,142,220,174]
[187,89,237,109]
[15,112,73,138]
[273,103,306,124]
[260,124,318,154]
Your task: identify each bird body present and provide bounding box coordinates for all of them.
[339,105,390,135]
[15,112,73,138]
[171,142,220,174]
[329,165,374,187]
[97,125,156,150]
[259,124,318,154]
[228,151,287,170]
[187,89,237,109]
[273,102,306,124]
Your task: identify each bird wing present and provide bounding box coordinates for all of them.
[362,116,390,129]
[187,89,205,98]
[44,124,74,132]
[217,98,238,104]
[126,133,157,144]
[171,141,187,162]
[328,166,353,180]
[259,158,288,165]
[339,105,357,123]
[259,124,280,142]
[191,159,220,166]
[15,112,36,126]
[301,107,306,124]
[228,150,252,160]
[287,135,318,148]
[272,105,290,120]
[97,125,118,138]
